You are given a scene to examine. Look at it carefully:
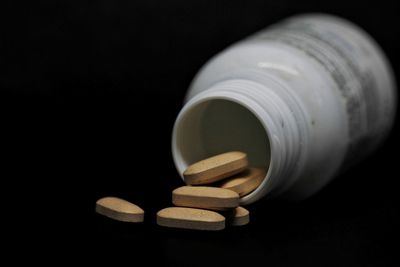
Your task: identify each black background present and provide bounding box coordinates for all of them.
[1,1,399,266]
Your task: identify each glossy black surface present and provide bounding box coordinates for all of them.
[1,1,399,266]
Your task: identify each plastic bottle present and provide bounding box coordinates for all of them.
[171,14,397,204]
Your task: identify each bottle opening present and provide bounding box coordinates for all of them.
[172,98,271,203]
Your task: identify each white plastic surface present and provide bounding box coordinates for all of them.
[172,14,397,204]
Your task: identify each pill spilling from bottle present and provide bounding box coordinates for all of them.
[96,196,144,223]
[96,151,265,230]
[95,13,397,231]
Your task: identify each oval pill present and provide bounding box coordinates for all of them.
[183,151,248,185]
[220,167,266,196]
[230,206,250,226]
[173,186,240,209]
[157,207,225,231]
[95,197,144,222]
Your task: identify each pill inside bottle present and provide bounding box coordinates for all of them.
[172,14,397,204]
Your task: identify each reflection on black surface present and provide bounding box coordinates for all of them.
[94,160,398,267]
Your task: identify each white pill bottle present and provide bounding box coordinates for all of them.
[172,14,397,204]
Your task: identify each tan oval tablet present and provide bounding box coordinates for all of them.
[183,151,248,185]
[95,197,144,222]
[231,206,250,226]
[220,167,266,196]
[219,206,250,226]
[157,207,225,231]
[173,186,240,209]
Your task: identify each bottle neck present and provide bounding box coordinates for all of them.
[172,79,308,204]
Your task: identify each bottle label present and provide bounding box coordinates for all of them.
[254,16,394,164]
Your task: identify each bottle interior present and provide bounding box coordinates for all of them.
[173,98,271,178]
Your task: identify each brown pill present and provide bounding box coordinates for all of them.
[95,197,144,222]
[183,151,248,185]
[172,186,240,209]
[218,206,250,226]
[220,167,266,196]
[230,206,250,226]
[157,207,225,231]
